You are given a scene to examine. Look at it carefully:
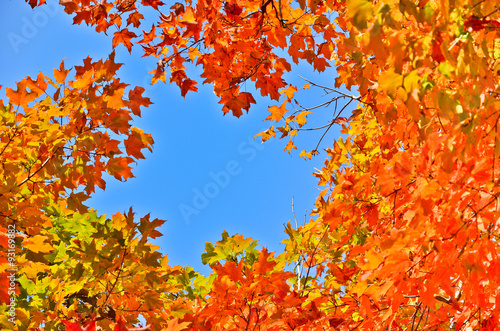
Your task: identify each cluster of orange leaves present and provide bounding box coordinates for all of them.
[1,0,500,330]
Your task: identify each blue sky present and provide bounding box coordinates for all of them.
[0,1,348,275]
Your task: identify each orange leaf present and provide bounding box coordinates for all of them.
[296,111,312,127]
[107,157,134,181]
[113,29,137,53]
[281,85,297,99]
[114,316,128,331]
[284,140,297,153]
[221,92,256,117]
[128,86,152,116]
[142,0,165,10]
[127,12,145,28]
[54,59,71,84]
[314,57,330,72]
[140,24,157,44]
[180,78,198,97]
[266,101,288,122]
[274,58,292,72]
[165,318,190,331]
[124,127,154,159]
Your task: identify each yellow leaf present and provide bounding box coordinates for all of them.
[347,0,373,30]
[284,140,297,153]
[379,69,403,98]
[360,249,383,270]
[24,235,54,254]
[403,70,420,94]
[296,111,312,127]
[266,102,288,122]
[20,262,50,278]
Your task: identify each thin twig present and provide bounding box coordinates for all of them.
[314,98,354,151]
[298,75,360,99]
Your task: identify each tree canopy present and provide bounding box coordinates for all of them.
[1,0,500,330]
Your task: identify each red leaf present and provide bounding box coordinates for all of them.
[224,2,243,16]
[107,157,134,181]
[114,316,128,331]
[128,86,152,116]
[124,127,154,160]
[63,321,95,331]
[127,12,145,28]
[465,17,486,31]
[432,32,445,63]
[170,3,185,15]
[221,92,256,117]
[142,0,165,10]
[63,321,82,331]
[25,0,46,8]
[180,79,198,97]
[73,9,93,25]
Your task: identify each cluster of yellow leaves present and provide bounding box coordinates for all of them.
[0,54,160,329]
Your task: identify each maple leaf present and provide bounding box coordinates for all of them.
[274,58,292,72]
[124,127,154,159]
[24,235,54,254]
[127,12,145,28]
[224,2,243,16]
[314,57,330,72]
[25,0,46,8]
[281,85,297,99]
[295,111,311,127]
[113,29,137,53]
[140,25,157,44]
[142,0,165,10]
[170,3,185,15]
[63,320,96,331]
[180,78,198,97]
[165,318,190,331]
[73,9,93,25]
[54,59,71,84]
[114,316,128,331]
[221,92,256,117]
[10,1,500,330]
[63,321,82,331]
[107,157,134,181]
[59,0,78,14]
[266,102,288,122]
[284,140,297,153]
[127,86,152,116]
[432,31,445,63]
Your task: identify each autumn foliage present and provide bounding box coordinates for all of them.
[2,0,500,330]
